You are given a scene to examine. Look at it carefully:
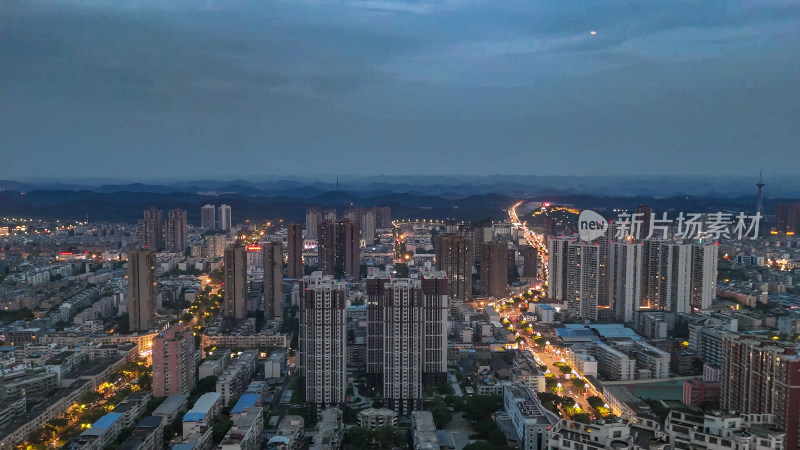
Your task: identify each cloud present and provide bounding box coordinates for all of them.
[0,0,799,179]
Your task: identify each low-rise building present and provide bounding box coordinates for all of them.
[411,411,438,450]
[665,410,785,450]
[683,378,721,407]
[357,408,398,430]
[269,415,304,450]
[502,382,559,450]
[152,394,187,425]
[565,348,598,377]
[219,407,264,450]
[596,343,635,381]
[182,392,222,436]
[216,350,258,404]
[118,416,164,450]
[73,412,125,450]
[310,408,342,450]
[264,350,286,378]
[113,392,151,427]
[547,417,664,450]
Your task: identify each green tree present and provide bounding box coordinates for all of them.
[572,413,591,424]
[343,406,358,425]
[344,426,371,448]
[463,442,494,450]
[587,396,604,410]
[432,405,452,429]
[212,417,234,443]
[463,395,503,421]
[553,362,572,374]
[394,263,409,278]
[560,396,575,408]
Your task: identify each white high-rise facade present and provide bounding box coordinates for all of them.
[690,244,718,311]
[550,236,719,321]
[609,241,642,323]
[658,243,692,313]
[360,208,376,246]
[299,272,347,414]
[366,272,448,415]
[305,207,322,240]
[218,204,232,231]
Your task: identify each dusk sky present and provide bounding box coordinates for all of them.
[2,0,799,181]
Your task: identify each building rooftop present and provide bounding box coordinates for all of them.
[82,412,123,436]
[152,394,187,416]
[183,392,220,422]
[136,416,163,430]
[231,394,260,414]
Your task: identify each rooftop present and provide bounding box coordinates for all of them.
[82,412,123,436]
[231,394,260,414]
[152,394,187,416]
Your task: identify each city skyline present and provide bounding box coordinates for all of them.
[2,0,800,179]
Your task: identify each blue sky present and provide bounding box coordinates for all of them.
[2,0,799,180]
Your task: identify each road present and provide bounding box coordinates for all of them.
[508,201,549,281]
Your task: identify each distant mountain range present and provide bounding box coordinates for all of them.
[1,176,797,223]
[2,174,800,198]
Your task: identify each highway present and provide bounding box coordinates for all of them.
[508,201,549,281]
[493,202,612,419]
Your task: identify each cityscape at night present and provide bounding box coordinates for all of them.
[2,1,800,450]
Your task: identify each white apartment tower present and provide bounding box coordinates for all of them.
[658,243,692,313]
[609,241,643,323]
[306,207,322,240]
[218,204,232,231]
[366,272,449,415]
[299,272,347,414]
[690,244,718,311]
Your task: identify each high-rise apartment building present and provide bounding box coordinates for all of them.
[223,244,248,319]
[299,272,347,414]
[201,204,216,230]
[690,244,718,311]
[469,220,493,264]
[360,208,376,246]
[366,272,448,414]
[548,237,570,304]
[165,209,188,254]
[609,241,642,323]
[552,236,718,321]
[262,241,283,320]
[774,202,800,234]
[305,207,322,240]
[635,204,654,238]
[521,246,538,279]
[137,207,164,250]
[374,206,391,229]
[566,241,601,320]
[317,220,360,279]
[721,333,800,449]
[317,221,336,277]
[658,243,692,314]
[152,325,196,397]
[547,237,609,321]
[204,233,227,258]
[640,240,661,309]
[287,223,303,279]
[323,208,337,223]
[434,233,472,301]
[127,249,157,332]
[480,241,509,299]
[218,204,232,232]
